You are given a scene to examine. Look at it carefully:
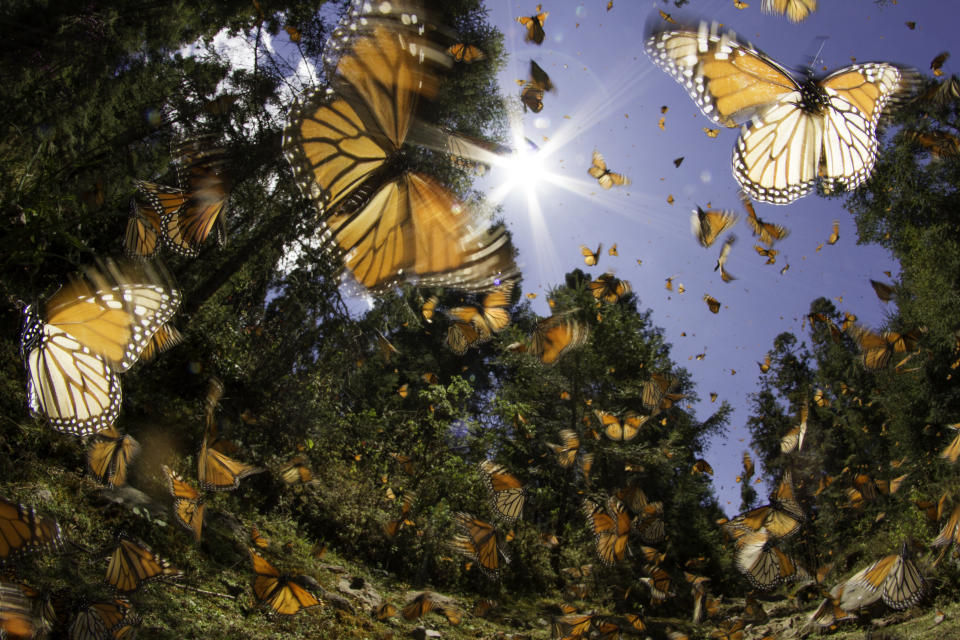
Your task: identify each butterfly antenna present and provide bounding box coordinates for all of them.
[804,37,829,73]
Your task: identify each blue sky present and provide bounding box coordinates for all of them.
[473,0,954,514]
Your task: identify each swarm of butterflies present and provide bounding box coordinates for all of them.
[6,0,960,638]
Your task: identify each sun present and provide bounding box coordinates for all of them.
[498,136,551,196]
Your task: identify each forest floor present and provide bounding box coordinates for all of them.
[5,450,959,639]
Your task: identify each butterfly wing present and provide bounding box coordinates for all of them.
[249,549,320,615]
[447,320,482,355]
[646,24,801,128]
[87,427,139,487]
[162,465,205,541]
[123,200,162,259]
[106,537,181,592]
[198,435,264,492]
[517,13,547,45]
[761,0,817,22]
[479,461,525,522]
[0,496,62,563]
[881,550,927,609]
[520,83,544,112]
[532,314,589,364]
[817,63,904,194]
[284,27,513,292]
[21,262,180,435]
[139,323,183,363]
[449,513,501,577]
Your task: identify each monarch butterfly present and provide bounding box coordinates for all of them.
[250,525,270,549]
[726,476,803,540]
[691,583,709,623]
[780,403,807,453]
[520,82,545,113]
[87,427,140,487]
[383,489,416,538]
[690,207,738,248]
[198,427,263,492]
[761,0,816,22]
[875,473,908,496]
[588,273,631,304]
[636,501,666,544]
[530,313,589,365]
[0,580,34,639]
[932,504,960,565]
[376,602,398,620]
[740,451,755,483]
[19,260,181,436]
[921,75,960,106]
[446,319,482,355]
[905,129,960,159]
[278,455,317,486]
[159,139,230,257]
[420,295,438,323]
[595,410,646,442]
[521,60,554,113]
[711,618,746,640]
[581,244,602,267]
[754,245,777,265]
[105,536,181,592]
[123,199,163,260]
[375,330,399,362]
[447,281,514,347]
[930,52,949,77]
[740,194,791,245]
[0,496,62,566]
[283,24,515,292]
[552,612,596,638]
[846,324,921,370]
[849,543,927,610]
[715,235,736,282]
[658,9,677,23]
[132,178,186,228]
[811,584,856,627]
[648,23,910,204]
[478,461,525,522]
[743,595,768,623]
[435,604,461,625]
[578,451,594,486]
[448,513,507,577]
[588,150,630,189]
[642,373,680,412]
[546,429,580,468]
[248,548,321,615]
[388,452,418,477]
[68,598,140,640]
[641,565,674,602]
[139,322,182,362]
[703,295,721,314]
[808,312,843,343]
[734,530,799,590]
[447,43,484,63]
[870,279,894,302]
[582,497,631,565]
[691,459,714,475]
[516,6,548,45]
[827,220,840,245]
[402,592,435,620]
